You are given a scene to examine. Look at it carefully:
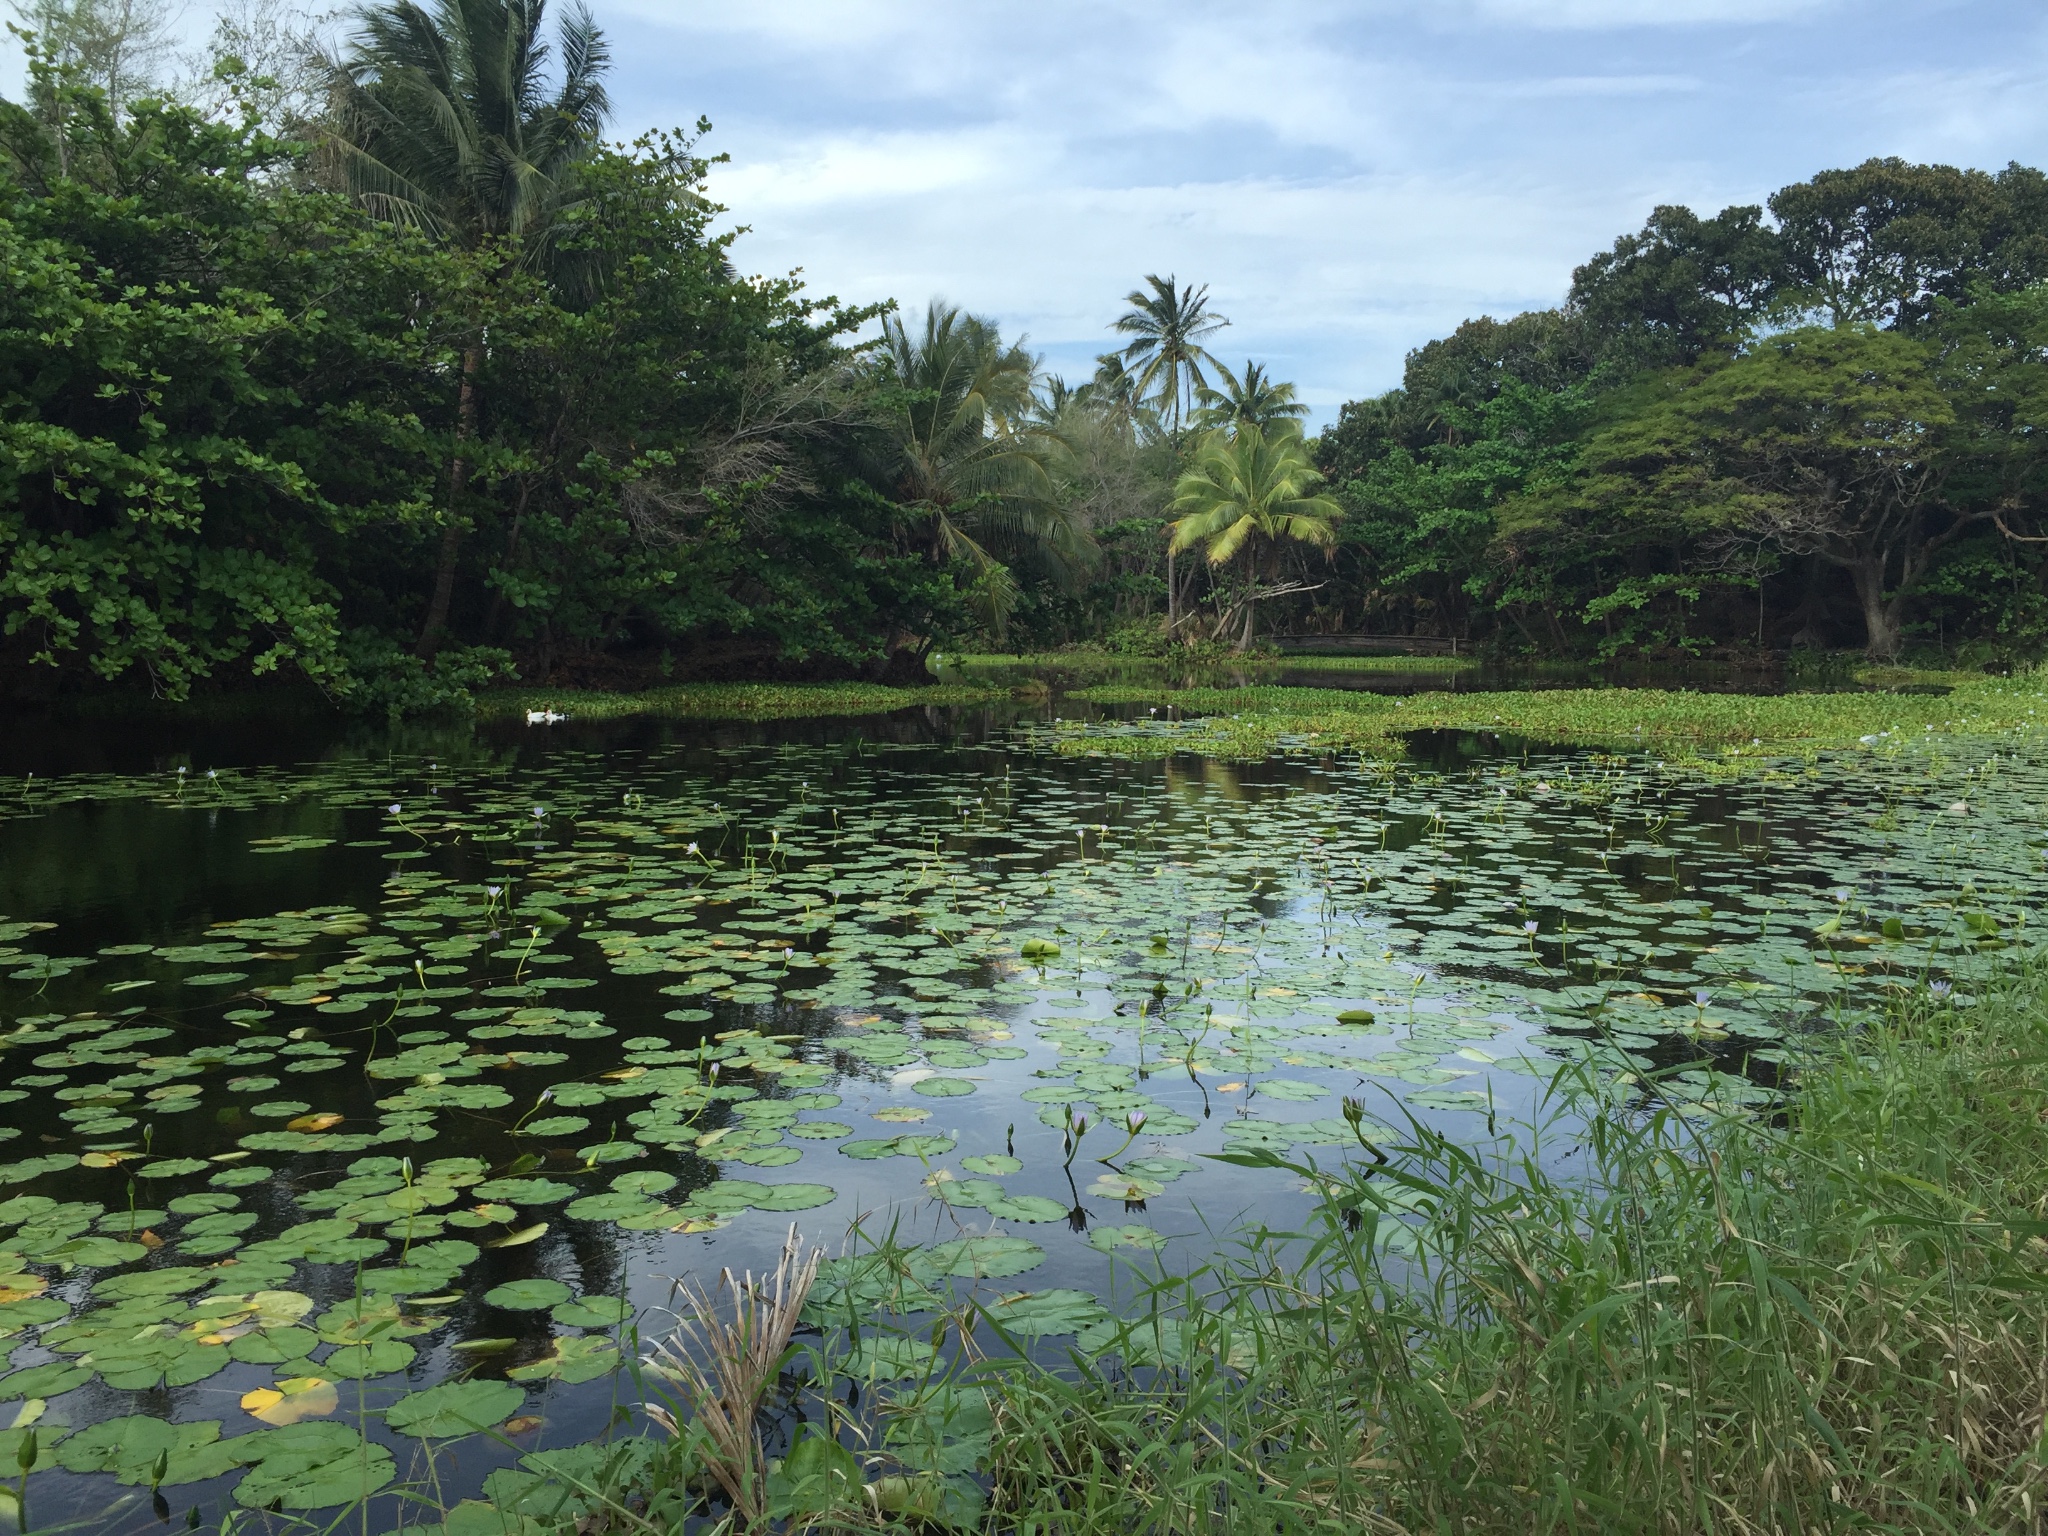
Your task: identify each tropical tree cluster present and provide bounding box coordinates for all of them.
[1306,161,2048,661]
[7,0,2048,702]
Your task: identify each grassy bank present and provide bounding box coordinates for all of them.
[486,954,2048,1535]
[1052,669,2046,761]
[929,955,2048,1534]
[473,681,1005,722]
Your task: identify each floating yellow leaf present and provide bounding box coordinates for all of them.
[0,1276,47,1304]
[486,1222,548,1249]
[1216,1082,1245,1094]
[502,1416,544,1435]
[241,1376,337,1426]
[78,1151,139,1169]
[286,1112,344,1133]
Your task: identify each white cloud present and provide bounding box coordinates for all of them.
[1467,0,1838,26]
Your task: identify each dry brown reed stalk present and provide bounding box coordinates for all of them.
[644,1225,824,1525]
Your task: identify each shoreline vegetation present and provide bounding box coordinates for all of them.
[1045,671,2048,762]
[505,951,2048,1535]
[462,664,2048,770]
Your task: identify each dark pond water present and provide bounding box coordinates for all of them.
[1,697,2043,1532]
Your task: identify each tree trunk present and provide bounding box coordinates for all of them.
[1165,542,1178,639]
[1238,597,1256,652]
[416,342,484,660]
[1848,559,1903,660]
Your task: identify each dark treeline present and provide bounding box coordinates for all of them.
[6,1,2048,713]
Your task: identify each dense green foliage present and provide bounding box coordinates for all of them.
[0,14,966,709]
[1306,161,2048,662]
[9,2,2048,703]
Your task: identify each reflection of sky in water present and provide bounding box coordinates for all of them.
[0,712,2041,1530]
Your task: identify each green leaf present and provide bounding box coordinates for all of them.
[484,1278,573,1311]
[231,1423,397,1509]
[959,1155,1022,1177]
[982,1289,1110,1338]
[912,1077,976,1098]
[916,1237,1044,1280]
[983,1195,1067,1223]
[386,1379,526,1438]
[58,1416,239,1487]
[550,1295,632,1329]
[322,1340,417,1377]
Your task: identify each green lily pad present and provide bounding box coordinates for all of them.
[323,1339,418,1377]
[506,1334,621,1384]
[982,1289,1111,1338]
[984,1195,1068,1223]
[916,1237,1045,1280]
[57,1416,239,1486]
[484,1278,573,1311]
[1087,1224,1168,1253]
[515,1116,591,1138]
[386,1378,526,1438]
[232,1422,397,1509]
[1254,1079,1328,1101]
[960,1155,1023,1177]
[750,1183,836,1212]
[471,1178,577,1205]
[912,1077,976,1098]
[551,1295,633,1329]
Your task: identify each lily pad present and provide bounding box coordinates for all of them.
[960,1155,1023,1177]
[916,1236,1045,1280]
[982,1289,1111,1338]
[484,1278,573,1311]
[983,1195,1068,1223]
[387,1378,526,1438]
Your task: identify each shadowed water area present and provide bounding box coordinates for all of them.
[1,692,2044,1532]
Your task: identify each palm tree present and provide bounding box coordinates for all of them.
[873,303,1082,632]
[1169,425,1340,650]
[321,0,612,656]
[1113,276,1227,637]
[1112,274,1229,445]
[1191,360,1311,434]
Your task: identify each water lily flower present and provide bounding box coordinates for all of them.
[1694,990,1711,1009]
[1523,920,1539,934]
[388,803,402,815]
[485,885,501,898]
[1930,980,1953,999]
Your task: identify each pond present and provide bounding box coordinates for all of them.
[1,697,2043,1532]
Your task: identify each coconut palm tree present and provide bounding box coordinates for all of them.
[321,0,612,655]
[1169,424,1340,650]
[1112,274,1229,445]
[1191,360,1311,435]
[872,303,1081,631]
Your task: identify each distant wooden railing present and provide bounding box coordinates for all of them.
[1268,634,1462,656]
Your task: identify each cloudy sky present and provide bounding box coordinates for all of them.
[12,1,2048,424]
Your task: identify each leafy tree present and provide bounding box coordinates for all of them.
[320,0,612,655]
[1569,203,1782,366]
[8,0,181,119]
[1769,158,2048,329]
[867,302,1081,634]
[0,65,466,703]
[1507,326,1991,658]
[1169,425,1339,649]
